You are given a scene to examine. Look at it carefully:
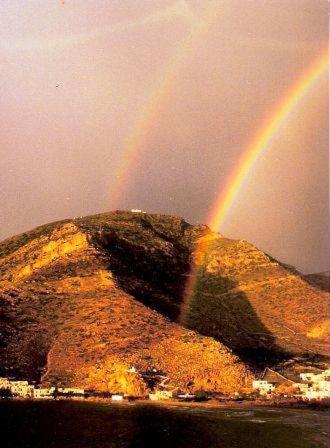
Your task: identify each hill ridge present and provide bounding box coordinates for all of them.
[0,211,328,394]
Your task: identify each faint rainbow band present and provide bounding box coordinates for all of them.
[106,2,223,208]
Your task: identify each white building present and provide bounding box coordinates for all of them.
[177,393,196,400]
[111,394,124,401]
[318,380,330,392]
[292,383,309,394]
[0,377,10,390]
[305,390,329,401]
[298,370,330,400]
[149,390,173,401]
[10,381,34,398]
[252,380,275,395]
[300,372,317,383]
[34,388,54,399]
[58,387,85,396]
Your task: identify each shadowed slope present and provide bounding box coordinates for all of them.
[0,211,328,391]
[183,233,329,361]
[0,215,251,394]
[304,271,330,293]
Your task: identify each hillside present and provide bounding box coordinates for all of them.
[0,211,328,393]
[304,271,330,293]
[0,214,251,395]
[182,233,329,361]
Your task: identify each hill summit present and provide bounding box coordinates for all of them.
[0,211,328,395]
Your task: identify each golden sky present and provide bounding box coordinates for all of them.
[0,0,328,273]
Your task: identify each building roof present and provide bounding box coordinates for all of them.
[261,368,293,385]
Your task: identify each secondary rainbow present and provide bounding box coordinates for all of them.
[106,2,222,208]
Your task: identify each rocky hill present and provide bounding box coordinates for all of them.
[304,271,330,293]
[182,233,329,362]
[0,211,328,394]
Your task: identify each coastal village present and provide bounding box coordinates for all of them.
[0,367,329,404]
[252,367,330,401]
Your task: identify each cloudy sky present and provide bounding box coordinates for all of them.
[0,0,328,273]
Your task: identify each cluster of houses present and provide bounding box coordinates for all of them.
[0,377,85,400]
[1,367,329,402]
[252,368,330,401]
[0,368,195,403]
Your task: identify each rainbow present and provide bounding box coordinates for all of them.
[207,49,328,231]
[179,49,328,323]
[106,2,223,208]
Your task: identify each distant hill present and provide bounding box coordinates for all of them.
[0,211,328,394]
[304,271,330,293]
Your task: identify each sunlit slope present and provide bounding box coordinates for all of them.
[0,214,251,394]
[0,211,328,393]
[184,234,329,358]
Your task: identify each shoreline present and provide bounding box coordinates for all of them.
[6,396,328,411]
[131,398,330,412]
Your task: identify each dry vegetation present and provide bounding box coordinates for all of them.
[0,211,328,394]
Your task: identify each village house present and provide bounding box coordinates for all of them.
[111,394,124,401]
[292,382,309,394]
[131,209,146,214]
[149,390,173,401]
[177,393,196,401]
[0,377,10,390]
[253,368,293,396]
[305,389,328,400]
[318,380,330,392]
[297,369,330,400]
[252,380,275,396]
[33,388,55,399]
[58,387,85,396]
[300,372,317,383]
[10,381,34,398]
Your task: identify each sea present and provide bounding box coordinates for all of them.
[0,401,329,448]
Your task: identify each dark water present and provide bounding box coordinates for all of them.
[0,401,329,448]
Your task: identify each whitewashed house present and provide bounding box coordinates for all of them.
[305,390,329,401]
[292,383,309,394]
[300,372,317,383]
[252,380,275,396]
[131,209,146,214]
[34,388,54,399]
[149,390,172,401]
[0,377,10,390]
[299,369,330,400]
[58,387,85,396]
[10,381,34,398]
